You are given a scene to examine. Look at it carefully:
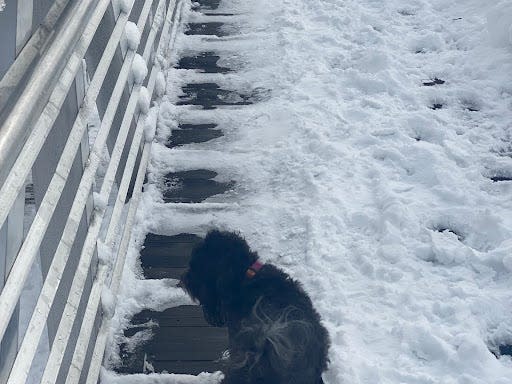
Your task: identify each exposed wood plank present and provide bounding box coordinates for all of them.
[163,170,234,203]
[150,360,225,375]
[117,306,229,374]
[132,306,209,327]
[179,123,218,130]
[140,233,201,279]
[500,345,512,357]
[141,246,192,266]
[177,83,254,110]
[185,22,227,37]
[178,53,231,74]
[143,267,186,280]
[148,326,227,343]
[143,233,202,245]
[192,0,221,11]
[146,337,227,361]
[168,128,224,148]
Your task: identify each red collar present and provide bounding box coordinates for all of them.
[246,260,264,279]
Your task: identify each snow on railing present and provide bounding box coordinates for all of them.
[0,0,183,382]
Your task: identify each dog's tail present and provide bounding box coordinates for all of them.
[264,311,313,368]
[239,299,314,368]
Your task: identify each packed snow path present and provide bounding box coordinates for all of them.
[102,0,512,383]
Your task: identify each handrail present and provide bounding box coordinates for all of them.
[0,0,72,118]
[0,0,98,188]
[81,3,183,382]
[0,0,117,346]
[0,0,183,381]
[39,0,166,380]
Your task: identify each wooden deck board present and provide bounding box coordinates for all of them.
[140,233,200,280]
[118,233,229,375]
[162,170,235,204]
[117,1,238,377]
[117,305,228,375]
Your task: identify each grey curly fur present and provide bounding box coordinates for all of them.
[232,299,315,372]
[181,230,330,384]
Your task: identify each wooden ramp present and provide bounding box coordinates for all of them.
[116,234,229,375]
[116,233,229,375]
[115,0,251,376]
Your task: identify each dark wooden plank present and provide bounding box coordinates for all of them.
[146,329,228,360]
[159,305,204,318]
[149,326,227,342]
[116,350,144,374]
[164,179,234,203]
[490,175,512,182]
[143,267,186,280]
[163,170,234,203]
[151,360,225,375]
[192,0,221,11]
[500,345,512,356]
[117,306,229,374]
[179,123,218,130]
[178,52,231,74]
[140,234,201,277]
[168,128,223,148]
[177,83,254,110]
[168,169,218,180]
[132,306,208,326]
[141,244,194,267]
[159,317,209,328]
[204,13,234,16]
[146,347,224,362]
[185,22,228,37]
[422,78,445,86]
[144,233,201,244]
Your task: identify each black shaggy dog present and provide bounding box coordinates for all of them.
[180,230,330,384]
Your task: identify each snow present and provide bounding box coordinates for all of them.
[97,240,114,266]
[131,54,148,86]
[101,371,224,384]
[487,2,512,48]
[102,287,116,320]
[125,22,141,51]
[114,0,132,15]
[155,71,167,98]
[144,107,159,143]
[138,86,151,115]
[93,191,108,213]
[155,101,179,141]
[104,0,512,383]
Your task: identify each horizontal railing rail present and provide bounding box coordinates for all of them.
[0,0,98,187]
[0,0,183,382]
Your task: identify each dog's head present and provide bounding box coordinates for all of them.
[180,230,257,325]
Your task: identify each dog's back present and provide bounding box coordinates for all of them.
[225,265,329,384]
[181,230,329,384]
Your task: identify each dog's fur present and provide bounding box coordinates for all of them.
[180,230,330,384]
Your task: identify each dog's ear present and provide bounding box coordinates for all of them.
[186,271,226,327]
[202,301,226,327]
[215,263,239,299]
[194,230,258,324]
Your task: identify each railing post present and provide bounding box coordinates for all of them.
[0,1,30,382]
[0,190,24,383]
[0,0,182,381]
[0,0,16,79]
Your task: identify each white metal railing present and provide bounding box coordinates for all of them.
[0,0,183,382]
